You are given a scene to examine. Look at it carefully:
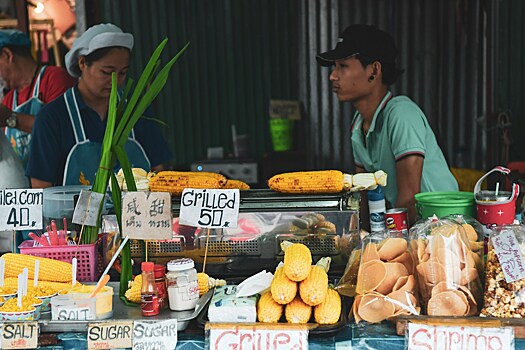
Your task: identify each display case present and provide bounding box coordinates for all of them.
[120,190,360,278]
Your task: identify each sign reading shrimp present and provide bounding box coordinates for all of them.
[407,323,514,350]
[207,324,308,350]
[179,189,240,229]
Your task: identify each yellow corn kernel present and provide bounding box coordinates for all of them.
[2,278,78,292]
[125,275,142,304]
[285,296,312,324]
[281,241,312,282]
[2,253,72,283]
[299,257,331,306]
[149,171,227,195]
[271,267,297,305]
[268,170,345,194]
[197,273,226,296]
[257,291,283,323]
[222,179,250,190]
[314,288,341,325]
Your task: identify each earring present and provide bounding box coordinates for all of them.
[368,75,375,82]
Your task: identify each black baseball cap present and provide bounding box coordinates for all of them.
[316,24,399,68]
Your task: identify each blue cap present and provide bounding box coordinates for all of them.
[368,185,385,201]
[0,30,31,48]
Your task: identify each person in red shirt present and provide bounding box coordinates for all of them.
[0,29,76,169]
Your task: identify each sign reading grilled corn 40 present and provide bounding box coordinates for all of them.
[179,189,239,228]
[0,189,43,230]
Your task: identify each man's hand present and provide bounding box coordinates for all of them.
[395,154,424,224]
[0,104,12,128]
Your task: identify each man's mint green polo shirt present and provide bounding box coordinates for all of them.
[351,91,458,206]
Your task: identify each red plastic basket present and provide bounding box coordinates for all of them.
[18,240,101,282]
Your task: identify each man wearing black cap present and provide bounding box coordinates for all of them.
[317,24,457,223]
[0,29,76,170]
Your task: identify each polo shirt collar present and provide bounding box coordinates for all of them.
[367,90,393,134]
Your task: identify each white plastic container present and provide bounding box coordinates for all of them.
[166,258,199,311]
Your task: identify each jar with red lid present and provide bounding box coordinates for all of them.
[154,264,168,310]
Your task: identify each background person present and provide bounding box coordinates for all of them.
[27,23,171,188]
[0,29,76,169]
[317,24,458,223]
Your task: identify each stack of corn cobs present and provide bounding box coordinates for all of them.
[257,241,342,324]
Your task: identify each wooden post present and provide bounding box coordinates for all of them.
[15,0,29,33]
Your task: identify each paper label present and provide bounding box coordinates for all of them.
[491,229,525,283]
[207,324,308,350]
[88,321,133,350]
[122,192,172,240]
[407,323,514,350]
[53,306,95,321]
[132,319,177,350]
[179,189,239,229]
[1,322,39,349]
[269,99,301,120]
[72,190,104,227]
[0,189,43,230]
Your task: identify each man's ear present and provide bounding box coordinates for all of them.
[1,47,14,62]
[371,61,382,76]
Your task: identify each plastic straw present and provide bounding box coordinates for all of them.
[22,268,28,296]
[0,258,4,288]
[100,236,129,278]
[17,274,22,308]
[33,260,40,287]
[495,182,500,197]
[72,258,77,286]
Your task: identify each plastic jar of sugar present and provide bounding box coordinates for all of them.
[166,258,199,311]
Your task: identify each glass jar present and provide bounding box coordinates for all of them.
[166,258,199,311]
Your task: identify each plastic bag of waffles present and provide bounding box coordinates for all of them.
[351,231,420,324]
[481,225,525,318]
[410,217,483,317]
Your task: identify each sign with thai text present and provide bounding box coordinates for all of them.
[132,319,177,350]
[88,321,133,349]
[122,192,172,240]
[1,322,39,349]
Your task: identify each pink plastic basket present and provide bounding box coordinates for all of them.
[18,240,101,282]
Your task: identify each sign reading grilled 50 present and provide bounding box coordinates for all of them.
[179,189,239,228]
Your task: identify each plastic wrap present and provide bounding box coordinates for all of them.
[352,232,419,324]
[481,225,525,317]
[410,218,483,316]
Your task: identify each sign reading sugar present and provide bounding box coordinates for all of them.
[88,321,133,349]
[0,189,43,230]
[179,189,239,228]
[132,319,177,350]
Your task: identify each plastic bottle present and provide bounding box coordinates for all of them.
[368,186,386,232]
[141,262,160,316]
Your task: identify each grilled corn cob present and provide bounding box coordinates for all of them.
[314,288,342,324]
[281,241,312,282]
[197,272,226,296]
[2,253,72,283]
[285,296,312,324]
[257,291,283,322]
[149,171,227,195]
[222,179,250,190]
[268,170,350,194]
[299,257,331,306]
[271,266,297,304]
[125,275,142,303]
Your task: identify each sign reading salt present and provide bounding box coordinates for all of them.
[0,189,42,230]
[179,189,239,228]
[122,192,172,240]
[1,322,39,349]
[491,229,525,283]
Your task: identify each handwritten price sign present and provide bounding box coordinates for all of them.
[491,229,525,283]
[179,189,239,229]
[407,323,514,350]
[0,189,43,230]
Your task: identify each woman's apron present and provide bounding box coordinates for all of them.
[61,88,151,186]
[5,66,47,170]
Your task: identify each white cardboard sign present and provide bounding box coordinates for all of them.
[491,229,525,283]
[407,323,514,350]
[88,321,133,350]
[1,322,39,349]
[179,189,239,228]
[132,319,177,350]
[72,190,104,227]
[122,192,172,240]
[0,189,43,230]
[207,324,308,350]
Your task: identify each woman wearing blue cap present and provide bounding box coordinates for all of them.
[317,24,458,223]
[27,23,171,188]
[0,29,76,175]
